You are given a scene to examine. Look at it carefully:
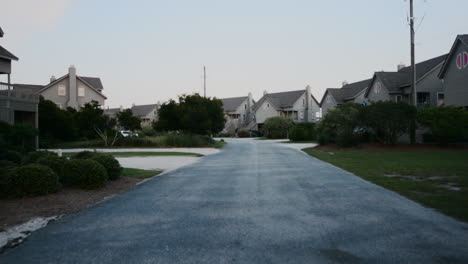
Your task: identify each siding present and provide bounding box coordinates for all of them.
[40,78,69,108]
[254,99,279,124]
[416,64,444,107]
[367,79,391,102]
[443,43,468,107]
[321,93,337,117]
[76,79,105,107]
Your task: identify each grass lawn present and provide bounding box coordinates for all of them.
[212,140,227,148]
[122,168,162,179]
[304,148,468,222]
[63,152,203,158]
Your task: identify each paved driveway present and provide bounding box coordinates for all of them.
[2,139,468,263]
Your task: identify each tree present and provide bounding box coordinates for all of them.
[261,116,294,139]
[418,106,468,144]
[116,109,141,131]
[317,103,363,146]
[361,101,417,145]
[38,97,77,143]
[154,94,225,135]
[74,101,116,139]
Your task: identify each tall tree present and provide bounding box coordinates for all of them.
[116,109,141,131]
[154,94,224,135]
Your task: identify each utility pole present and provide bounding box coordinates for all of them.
[203,66,206,98]
[410,0,417,106]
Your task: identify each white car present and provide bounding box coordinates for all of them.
[120,130,138,137]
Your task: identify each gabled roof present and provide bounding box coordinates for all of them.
[40,73,107,99]
[131,104,158,117]
[0,45,19,61]
[399,54,447,80]
[104,108,121,118]
[254,90,305,111]
[79,76,103,90]
[221,96,248,112]
[365,54,447,97]
[342,79,371,101]
[439,35,468,78]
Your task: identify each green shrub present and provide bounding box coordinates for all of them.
[91,155,122,180]
[161,133,214,147]
[261,117,294,139]
[36,156,68,181]
[0,150,22,164]
[62,159,107,189]
[361,101,417,145]
[0,160,19,197]
[22,151,58,164]
[317,103,363,146]
[418,106,468,144]
[9,164,59,197]
[141,125,158,137]
[336,129,360,147]
[289,123,316,141]
[71,151,99,160]
[237,130,250,138]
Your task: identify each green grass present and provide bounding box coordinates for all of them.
[63,152,203,158]
[303,148,468,222]
[212,140,227,149]
[122,168,162,179]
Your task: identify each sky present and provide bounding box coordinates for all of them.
[1,0,467,108]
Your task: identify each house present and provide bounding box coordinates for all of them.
[250,86,320,131]
[320,79,371,117]
[365,54,447,108]
[0,27,39,147]
[105,103,160,127]
[438,35,468,107]
[220,93,254,134]
[27,65,107,110]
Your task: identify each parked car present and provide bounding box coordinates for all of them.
[119,130,138,137]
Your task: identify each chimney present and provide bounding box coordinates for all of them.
[246,92,253,124]
[132,103,136,108]
[263,90,268,96]
[119,105,123,111]
[397,62,406,71]
[305,85,311,121]
[342,80,349,87]
[68,65,78,109]
[50,76,56,83]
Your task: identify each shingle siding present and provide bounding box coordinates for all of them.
[366,79,391,102]
[443,43,468,107]
[321,92,337,117]
[416,64,444,107]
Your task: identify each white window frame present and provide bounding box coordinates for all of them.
[78,86,85,97]
[58,85,66,96]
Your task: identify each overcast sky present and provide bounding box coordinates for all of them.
[1,0,467,108]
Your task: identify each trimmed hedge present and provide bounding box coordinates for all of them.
[261,117,294,139]
[8,164,60,197]
[37,156,68,182]
[22,151,58,165]
[289,123,316,141]
[71,151,99,160]
[0,160,19,197]
[418,106,468,144]
[62,159,107,189]
[91,155,122,180]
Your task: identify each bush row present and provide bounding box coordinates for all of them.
[0,150,123,198]
[317,102,468,147]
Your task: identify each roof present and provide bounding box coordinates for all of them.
[79,76,103,90]
[342,79,371,101]
[131,104,158,117]
[221,96,248,112]
[12,83,45,93]
[399,54,447,80]
[104,108,121,118]
[0,27,4,38]
[254,90,305,111]
[439,35,468,78]
[0,45,18,61]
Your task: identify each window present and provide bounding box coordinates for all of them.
[58,85,66,96]
[78,87,85,97]
[395,95,402,103]
[299,111,304,120]
[374,82,382,94]
[437,93,445,106]
[244,104,247,109]
[417,92,430,105]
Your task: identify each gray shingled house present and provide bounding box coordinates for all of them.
[438,35,468,107]
[320,79,371,117]
[365,54,447,108]
[105,103,160,127]
[34,65,107,110]
[0,27,39,147]
[250,86,320,131]
[221,93,254,134]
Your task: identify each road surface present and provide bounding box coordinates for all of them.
[2,139,468,263]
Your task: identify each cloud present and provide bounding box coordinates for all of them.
[1,0,74,45]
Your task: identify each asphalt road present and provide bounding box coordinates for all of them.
[2,139,468,263]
